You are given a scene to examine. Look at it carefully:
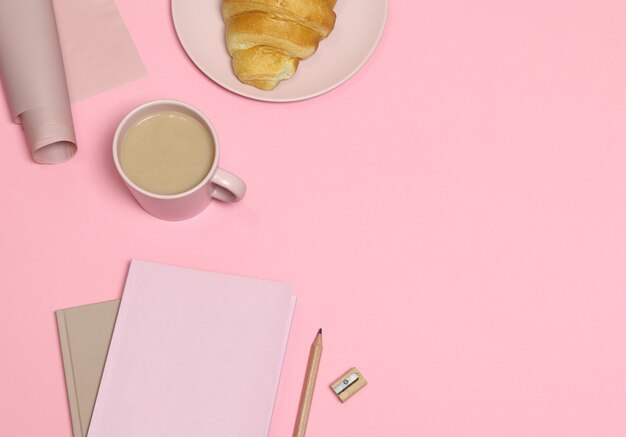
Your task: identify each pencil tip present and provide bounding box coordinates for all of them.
[318,328,322,335]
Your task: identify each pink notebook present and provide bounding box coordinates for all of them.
[87,260,296,437]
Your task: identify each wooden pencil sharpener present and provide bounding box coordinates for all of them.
[330,367,367,403]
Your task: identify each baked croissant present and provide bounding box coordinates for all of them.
[222,0,337,90]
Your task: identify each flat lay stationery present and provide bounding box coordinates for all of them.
[15,0,626,437]
[3,0,626,435]
[0,0,389,430]
[0,0,387,433]
[87,260,296,437]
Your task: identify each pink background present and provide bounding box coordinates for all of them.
[2,0,626,436]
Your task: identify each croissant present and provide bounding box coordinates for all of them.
[222,0,337,91]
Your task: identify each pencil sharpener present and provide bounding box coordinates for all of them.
[330,367,367,403]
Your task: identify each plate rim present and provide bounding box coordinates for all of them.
[171,0,388,103]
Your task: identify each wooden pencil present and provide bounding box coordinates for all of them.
[292,328,323,437]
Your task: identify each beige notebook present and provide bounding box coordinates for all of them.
[56,300,120,437]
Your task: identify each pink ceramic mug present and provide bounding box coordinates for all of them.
[113,100,246,221]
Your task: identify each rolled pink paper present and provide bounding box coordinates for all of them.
[0,0,76,164]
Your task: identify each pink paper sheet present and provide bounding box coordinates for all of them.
[53,0,146,102]
[88,260,296,437]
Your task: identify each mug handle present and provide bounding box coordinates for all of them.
[210,168,246,202]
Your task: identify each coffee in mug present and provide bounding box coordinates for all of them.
[113,100,246,221]
[119,110,215,195]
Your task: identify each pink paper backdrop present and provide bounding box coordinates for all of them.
[2,1,626,436]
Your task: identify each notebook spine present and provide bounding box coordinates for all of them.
[56,310,84,437]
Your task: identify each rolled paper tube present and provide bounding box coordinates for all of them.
[0,0,77,164]
[21,107,76,164]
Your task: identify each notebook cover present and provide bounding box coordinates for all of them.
[88,260,296,437]
[56,300,121,437]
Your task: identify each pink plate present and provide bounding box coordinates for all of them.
[171,0,388,102]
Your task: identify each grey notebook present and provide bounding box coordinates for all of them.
[56,300,120,437]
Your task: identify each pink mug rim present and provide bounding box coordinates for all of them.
[112,99,221,200]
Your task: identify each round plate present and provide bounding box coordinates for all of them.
[171,0,388,102]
